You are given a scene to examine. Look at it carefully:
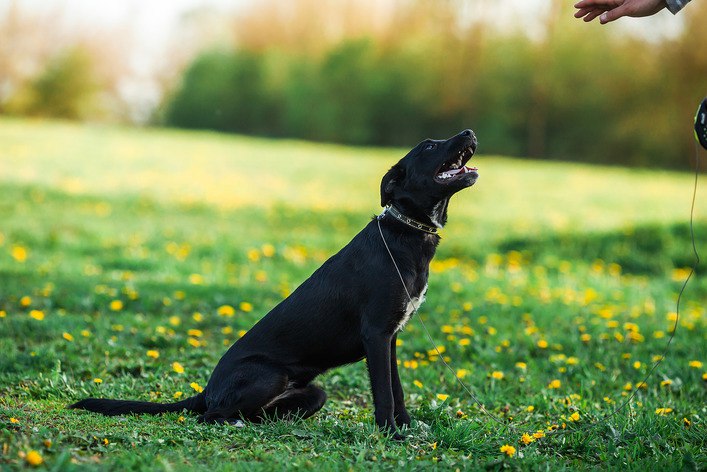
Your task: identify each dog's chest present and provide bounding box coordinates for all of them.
[395,283,427,332]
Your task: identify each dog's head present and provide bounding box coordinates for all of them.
[380,129,478,227]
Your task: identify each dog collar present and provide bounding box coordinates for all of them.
[379,205,438,235]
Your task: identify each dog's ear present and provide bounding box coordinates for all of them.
[380,164,404,207]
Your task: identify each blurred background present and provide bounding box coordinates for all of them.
[1,0,705,169]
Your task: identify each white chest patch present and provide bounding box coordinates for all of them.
[395,283,427,332]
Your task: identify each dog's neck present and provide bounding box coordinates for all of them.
[382,198,450,234]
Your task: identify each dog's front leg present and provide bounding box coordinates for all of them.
[363,332,401,439]
[390,335,411,428]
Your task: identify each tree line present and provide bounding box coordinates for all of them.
[2,0,706,168]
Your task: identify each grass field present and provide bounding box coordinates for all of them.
[0,118,705,470]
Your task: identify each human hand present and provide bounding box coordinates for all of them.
[574,0,667,24]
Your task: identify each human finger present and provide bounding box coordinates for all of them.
[599,3,630,23]
[573,0,618,8]
[583,9,605,21]
[574,7,594,18]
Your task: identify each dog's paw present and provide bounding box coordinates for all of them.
[394,410,411,428]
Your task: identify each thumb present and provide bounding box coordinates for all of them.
[600,4,631,23]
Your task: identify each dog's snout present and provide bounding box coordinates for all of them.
[458,129,477,149]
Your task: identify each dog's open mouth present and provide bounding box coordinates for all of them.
[434,145,477,183]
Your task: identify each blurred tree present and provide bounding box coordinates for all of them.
[6,47,98,119]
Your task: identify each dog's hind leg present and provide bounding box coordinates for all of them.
[198,364,289,424]
[253,384,327,422]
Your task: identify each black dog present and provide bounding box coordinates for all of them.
[70,129,478,439]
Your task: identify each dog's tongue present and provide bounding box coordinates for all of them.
[444,166,477,176]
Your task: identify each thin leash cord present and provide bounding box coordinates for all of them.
[377,218,520,434]
[377,142,700,439]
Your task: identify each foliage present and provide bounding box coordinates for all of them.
[165,2,707,169]
[0,119,705,470]
[5,47,98,120]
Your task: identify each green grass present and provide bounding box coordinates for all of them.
[0,118,705,470]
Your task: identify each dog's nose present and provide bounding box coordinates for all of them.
[459,129,477,148]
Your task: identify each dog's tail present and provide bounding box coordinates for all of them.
[68,393,206,416]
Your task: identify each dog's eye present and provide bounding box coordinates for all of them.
[424,143,436,151]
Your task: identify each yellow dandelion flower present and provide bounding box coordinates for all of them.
[25,450,43,466]
[109,300,123,311]
[192,312,203,322]
[261,244,276,257]
[187,329,203,337]
[623,382,633,391]
[169,316,180,326]
[221,326,233,335]
[548,379,561,389]
[238,329,247,337]
[491,371,504,380]
[515,362,527,370]
[683,417,691,428]
[11,245,28,262]
[566,357,579,366]
[458,338,471,346]
[190,382,204,393]
[146,350,160,359]
[29,310,44,321]
[10,417,19,424]
[20,296,32,307]
[178,415,185,423]
[187,338,201,348]
[188,273,204,285]
[537,340,549,349]
[533,430,545,439]
[580,333,591,342]
[93,378,103,384]
[456,369,468,379]
[500,444,516,457]
[526,405,535,412]
[81,329,91,337]
[633,361,642,369]
[655,407,673,415]
[660,379,672,387]
[255,270,268,282]
[172,362,185,374]
[247,249,260,262]
[240,302,253,312]
[436,393,449,402]
[173,391,183,399]
[569,412,580,422]
[0,310,6,318]
[413,380,423,389]
[688,360,703,369]
[441,325,454,334]
[62,332,74,342]
[427,346,445,357]
[217,305,235,317]
[520,433,535,445]
[396,339,403,347]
